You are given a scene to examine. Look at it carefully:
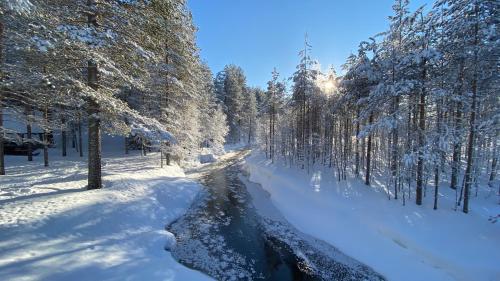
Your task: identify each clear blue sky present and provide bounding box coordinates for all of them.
[188,0,432,88]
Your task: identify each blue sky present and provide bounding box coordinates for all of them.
[188,0,433,88]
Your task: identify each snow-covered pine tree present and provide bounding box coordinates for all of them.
[242,86,258,145]
[383,0,412,199]
[291,36,320,171]
[2,0,174,182]
[198,62,229,155]
[221,64,246,143]
[265,68,286,162]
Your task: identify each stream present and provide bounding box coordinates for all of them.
[167,151,385,281]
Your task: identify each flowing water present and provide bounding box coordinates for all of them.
[167,151,385,281]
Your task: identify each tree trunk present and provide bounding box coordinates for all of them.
[248,115,252,144]
[78,117,83,157]
[463,4,479,214]
[271,105,275,161]
[489,139,497,187]
[88,100,102,190]
[87,59,102,190]
[0,101,4,175]
[391,97,399,199]
[27,107,33,161]
[434,94,444,210]
[43,107,49,167]
[0,15,4,175]
[365,113,373,186]
[451,63,464,190]
[463,84,476,213]
[416,60,427,206]
[61,117,67,157]
[355,111,360,177]
[450,106,462,190]
[434,166,439,210]
[71,123,76,149]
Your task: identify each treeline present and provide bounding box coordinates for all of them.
[213,65,259,144]
[0,1,228,187]
[255,0,499,212]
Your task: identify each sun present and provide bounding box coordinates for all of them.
[317,78,337,95]
[322,80,335,92]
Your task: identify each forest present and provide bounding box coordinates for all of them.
[3,0,497,210]
[250,0,499,213]
[1,0,229,187]
[0,0,499,280]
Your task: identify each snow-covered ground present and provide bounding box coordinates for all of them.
[0,137,212,281]
[244,152,500,281]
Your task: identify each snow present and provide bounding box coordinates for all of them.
[199,153,217,164]
[130,121,175,145]
[5,0,33,14]
[56,25,116,47]
[31,36,53,53]
[0,136,212,281]
[239,173,384,280]
[223,143,248,153]
[164,232,177,251]
[244,152,500,281]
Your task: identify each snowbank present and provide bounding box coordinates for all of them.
[199,153,217,164]
[244,152,500,281]
[0,142,212,281]
[224,143,248,153]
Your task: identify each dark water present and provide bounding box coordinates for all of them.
[167,153,384,281]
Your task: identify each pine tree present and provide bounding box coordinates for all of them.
[291,36,320,170]
[198,63,228,154]
[242,87,258,144]
[265,68,286,161]
[221,65,246,143]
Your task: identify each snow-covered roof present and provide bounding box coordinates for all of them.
[130,123,176,145]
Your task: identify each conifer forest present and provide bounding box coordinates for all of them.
[0,1,498,281]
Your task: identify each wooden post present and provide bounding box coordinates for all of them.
[160,149,163,168]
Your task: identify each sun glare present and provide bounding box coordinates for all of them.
[317,78,337,95]
[323,80,335,92]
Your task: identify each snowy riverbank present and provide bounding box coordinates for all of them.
[0,144,212,281]
[244,152,500,281]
